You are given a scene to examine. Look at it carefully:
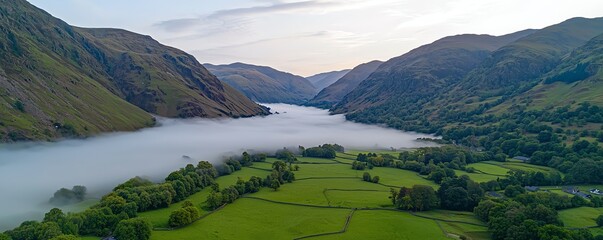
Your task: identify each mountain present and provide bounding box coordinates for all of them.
[306,69,350,91]
[331,17,603,134]
[205,63,317,104]
[494,32,603,111]
[307,60,382,108]
[332,30,536,116]
[459,17,603,94]
[0,0,268,141]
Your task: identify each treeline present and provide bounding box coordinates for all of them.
[349,97,603,185]
[390,176,483,212]
[474,194,602,240]
[351,146,489,184]
[2,151,269,240]
[49,186,87,206]
[302,144,344,159]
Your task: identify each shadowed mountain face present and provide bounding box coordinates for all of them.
[331,30,537,115]
[307,61,382,109]
[0,0,268,141]
[205,62,317,104]
[306,69,350,91]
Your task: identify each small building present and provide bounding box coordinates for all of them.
[513,156,531,162]
[563,186,579,194]
[590,189,602,195]
[576,192,592,199]
[525,186,540,192]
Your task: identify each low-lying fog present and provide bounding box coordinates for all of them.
[0,104,435,230]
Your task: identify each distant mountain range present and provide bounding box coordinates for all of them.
[306,69,350,91]
[307,60,382,109]
[205,63,317,104]
[329,17,603,133]
[0,0,268,142]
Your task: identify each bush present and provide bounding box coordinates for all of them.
[114,218,152,240]
[597,215,603,227]
[168,206,200,228]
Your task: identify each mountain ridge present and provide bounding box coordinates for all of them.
[205,62,317,104]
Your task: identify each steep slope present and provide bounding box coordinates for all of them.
[75,28,268,118]
[458,17,603,95]
[306,69,350,91]
[495,33,603,111]
[205,63,317,104]
[0,0,268,141]
[332,30,536,117]
[307,60,382,108]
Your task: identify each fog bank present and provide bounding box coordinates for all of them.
[0,104,435,230]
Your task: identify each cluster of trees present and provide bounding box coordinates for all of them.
[362,172,379,183]
[3,206,151,240]
[474,198,598,240]
[205,160,296,211]
[438,176,483,211]
[49,186,87,206]
[3,150,263,239]
[390,185,438,211]
[168,201,200,228]
[275,148,297,163]
[302,144,343,159]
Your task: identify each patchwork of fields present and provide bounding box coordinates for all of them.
[74,151,603,240]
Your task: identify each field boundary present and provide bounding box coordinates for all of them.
[293,209,356,240]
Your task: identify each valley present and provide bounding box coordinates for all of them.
[1,1,603,240]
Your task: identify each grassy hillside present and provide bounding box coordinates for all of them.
[331,30,535,125]
[0,0,268,141]
[0,0,154,141]
[308,61,382,109]
[206,63,317,104]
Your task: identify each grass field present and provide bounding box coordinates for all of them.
[483,161,559,174]
[454,170,501,183]
[139,167,272,228]
[466,163,509,176]
[81,152,490,240]
[152,198,351,240]
[559,207,603,228]
[312,210,449,240]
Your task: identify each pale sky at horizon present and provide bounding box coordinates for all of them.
[27,0,603,76]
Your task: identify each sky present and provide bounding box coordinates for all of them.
[27,0,603,76]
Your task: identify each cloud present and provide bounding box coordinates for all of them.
[154,0,340,35]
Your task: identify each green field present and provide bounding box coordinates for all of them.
[139,167,271,228]
[144,154,488,239]
[483,161,559,174]
[466,163,510,176]
[312,210,449,240]
[454,170,501,183]
[559,207,603,228]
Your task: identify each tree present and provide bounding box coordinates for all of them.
[0,233,9,240]
[537,224,572,240]
[371,176,380,183]
[362,172,371,182]
[409,185,438,211]
[270,179,281,191]
[114,218,152,240]
[36,222,62,240]
[168,206,199,227]
[597,215,603,227]
[71,186,87,201]
[206,191,223,210]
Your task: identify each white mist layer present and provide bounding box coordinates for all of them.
[0,104,435,229]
